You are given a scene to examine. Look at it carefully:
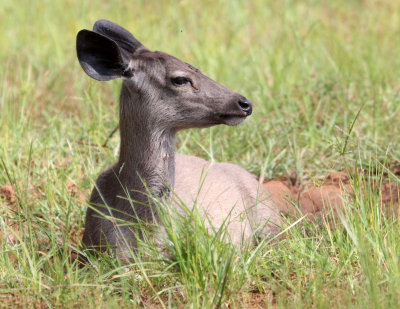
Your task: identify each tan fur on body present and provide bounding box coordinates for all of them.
[174,153,280,245]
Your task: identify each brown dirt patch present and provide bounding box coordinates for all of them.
[264,171,400,219]
[0,184,16,205]
[233,291,274,308]
[0,184,19,245]
[66,182,87,202]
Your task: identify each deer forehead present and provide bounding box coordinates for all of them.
[154,52,202,74]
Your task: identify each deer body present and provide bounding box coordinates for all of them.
[77,20,280,258]
[174,153,280,244]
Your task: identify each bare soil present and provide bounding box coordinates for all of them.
[264,170,400,219]
[0,184,16,205]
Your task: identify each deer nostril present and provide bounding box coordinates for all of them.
[238,99,252,116]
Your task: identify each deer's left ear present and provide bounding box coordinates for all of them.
[93,19,149,58]
[76,30,132,81]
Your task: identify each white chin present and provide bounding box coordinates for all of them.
[224,116,246,126]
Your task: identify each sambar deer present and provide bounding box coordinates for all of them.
[76,20,280,259]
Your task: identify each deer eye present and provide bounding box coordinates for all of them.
[171,76,191,86]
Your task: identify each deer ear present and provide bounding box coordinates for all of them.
[93,19,149,56]
[76,30,132,81]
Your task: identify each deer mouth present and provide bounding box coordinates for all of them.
[217,113,247,126]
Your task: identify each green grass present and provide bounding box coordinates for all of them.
[1,0,400,307]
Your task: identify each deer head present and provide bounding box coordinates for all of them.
[76,20,252,130]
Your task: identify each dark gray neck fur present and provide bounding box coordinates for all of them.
[118,81,176,204]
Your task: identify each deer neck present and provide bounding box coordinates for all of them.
[118,83,176,200]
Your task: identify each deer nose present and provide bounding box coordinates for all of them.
[238,98,252,116]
